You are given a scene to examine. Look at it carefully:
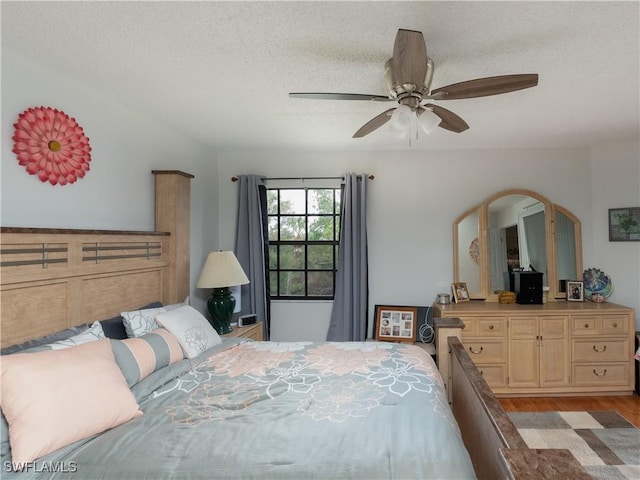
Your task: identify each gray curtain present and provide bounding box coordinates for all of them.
[234,175,270,340]
[326,173,369,341]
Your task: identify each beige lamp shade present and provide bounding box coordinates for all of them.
[196,251,250,289]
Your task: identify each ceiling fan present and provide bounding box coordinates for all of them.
[289,29,538,138]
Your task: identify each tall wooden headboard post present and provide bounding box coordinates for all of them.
[152,170,193,304]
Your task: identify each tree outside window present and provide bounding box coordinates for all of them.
[267,188,340,299]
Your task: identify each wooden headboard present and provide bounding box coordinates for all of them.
[0,170,193,348]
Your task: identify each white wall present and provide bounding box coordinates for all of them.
[1,48,220,314]
[216,147,627,340]
[4,47,638,336]
[270,301,334,341]
[590,140,640,326]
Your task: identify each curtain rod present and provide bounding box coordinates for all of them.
[231,175,374,182]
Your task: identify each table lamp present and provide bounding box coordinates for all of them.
[196,251,250,334]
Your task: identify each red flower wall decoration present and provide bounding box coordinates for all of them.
[12,106,92,186]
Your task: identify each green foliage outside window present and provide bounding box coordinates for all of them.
[267,188,340,299]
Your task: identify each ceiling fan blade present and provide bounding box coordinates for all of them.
[391,29,428,92]
[289,92,391,101]
[428,74,539,100]
[352,108,396,138]
[423,104,469,133]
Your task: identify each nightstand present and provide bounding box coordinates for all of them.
[223,321,263,341]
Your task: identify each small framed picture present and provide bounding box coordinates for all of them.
[451,282,470,303]
[374,305,417,344]
[609,207,640,241]
[567,281,584,301]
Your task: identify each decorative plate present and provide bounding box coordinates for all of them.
[12,106,91,186]
[468,237,480,264]
[582,268,613,299]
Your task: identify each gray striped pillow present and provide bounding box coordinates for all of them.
[110,329,184,387]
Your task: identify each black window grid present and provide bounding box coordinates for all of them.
[267,188,340,300]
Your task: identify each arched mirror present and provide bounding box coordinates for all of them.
[553,205,582,295]
[487,192,549,293]
[454,207,483,298]
[454,189,582,300]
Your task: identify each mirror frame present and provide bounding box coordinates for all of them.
[453,189,582,301]
[453,205,485,298]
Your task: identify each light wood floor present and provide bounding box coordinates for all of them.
[499,394,640,428]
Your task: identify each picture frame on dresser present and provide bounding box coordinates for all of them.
[374,305,417,343]
[567,280,584,301]
[451,282,470,303]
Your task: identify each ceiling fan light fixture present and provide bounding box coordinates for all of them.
[390,105,412,130]
[291,29,538,139]
[417,108,441,135]
[389,124,408,138]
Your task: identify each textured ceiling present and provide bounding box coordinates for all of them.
[2,1,639,152]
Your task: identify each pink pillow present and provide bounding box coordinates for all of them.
[0,339,142,464]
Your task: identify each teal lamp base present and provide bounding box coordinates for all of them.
[207,287,235,335]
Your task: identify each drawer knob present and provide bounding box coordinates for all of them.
[593,345,607,353]
[613,323,618,328]
[592,368,607,377]
[584,323,589,328]
[469,346,483,354]
[489,325,494,330]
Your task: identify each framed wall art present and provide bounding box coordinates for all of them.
[567,280,584,302]
[609,207,640,241]
[374,305,417,344]
[451,282,470,303]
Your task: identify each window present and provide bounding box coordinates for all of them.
[267,188,341,299]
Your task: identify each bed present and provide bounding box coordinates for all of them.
[0,171,589,479]
[1,333,474,479]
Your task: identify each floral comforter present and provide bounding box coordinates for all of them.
[5,340,476,479]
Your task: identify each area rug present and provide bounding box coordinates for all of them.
[508,411,640,480]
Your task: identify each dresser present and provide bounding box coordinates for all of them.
[223,321,264,341]
[434,301,635,396]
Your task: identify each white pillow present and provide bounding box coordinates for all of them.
[49,321,105,349]
[155,306,221,358]
[163,302,186,312]
[163,295,191,312]
[121,307,166,338]
[20,322,106,353]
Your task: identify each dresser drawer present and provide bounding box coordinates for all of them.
[461,316,506,338]
[572,316,599,335]
[601,315,629,335]
[572,363,631,387]
[478,317,506,337]
[572,339,630,362]
[464,340,507,364]
[571,314,630,336]
[477,364,507,387]
[460,318,474,339]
